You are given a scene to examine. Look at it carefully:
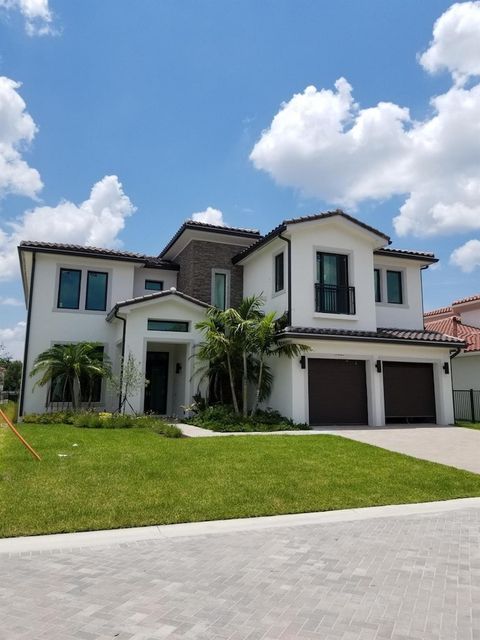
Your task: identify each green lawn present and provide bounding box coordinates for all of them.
[457,422,480,431]
[2,424,480,538]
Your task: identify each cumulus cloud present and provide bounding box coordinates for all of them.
[419,1,480,84]
[0,320,25,359]
[250,2,480,240]
[0,76,42,199]
[0,175,136,280]
[450,239,480,272]
[0,0,55,36]
[0,296,22,306]
[191,206,225,226]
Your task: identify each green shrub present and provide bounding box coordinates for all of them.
[187,405,309,432]
[23,411,76,424]
[150,422,183,438]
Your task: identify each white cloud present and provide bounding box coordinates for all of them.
[191,206,225,226]
[419,1,480,84]
[250,3,480,239]
[0,76,42,199]
[0,296,22,306]
[0,0,55,36]
[0,175,136,280]
[450,239,480,272]
[0,320,25,359]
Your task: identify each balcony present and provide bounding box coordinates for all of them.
[314,284,356,315]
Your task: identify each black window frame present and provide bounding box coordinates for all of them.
[374,268,382,303]
[85,270,109,312]
[57,268,82,310]
[212,270,228,310]
[316,252,349,287]
[145,279,164,291]
[274,251,285,293]
[147,319,189,332]
[386,270,403,304]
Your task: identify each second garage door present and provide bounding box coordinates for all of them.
[383,362,436,423]
[308,358,368,425]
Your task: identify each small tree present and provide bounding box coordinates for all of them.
[108,352,148,415]
[30,343,111,411]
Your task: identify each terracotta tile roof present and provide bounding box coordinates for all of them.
[424,316,480,352]
[278,326,465,347]
[19,241,179,270]
[424,306,453,317]
[374,247,438,262]
[452,293,480,306]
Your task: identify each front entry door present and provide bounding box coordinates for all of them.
[144,352,169,414]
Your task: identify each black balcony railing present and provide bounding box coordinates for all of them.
[315,284,356,315]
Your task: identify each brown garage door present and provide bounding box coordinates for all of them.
[383,362,436,424]
[308,359,368,425]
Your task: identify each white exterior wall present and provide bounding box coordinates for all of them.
[289,219,378,331]
[456,307,480,328]
[266,340,454,426]
[119,296,206,416]
[23,253,137,414]
[132,267,178,298]
[452,353,480,390]
[242,237,288,317]
[374,258,425,329]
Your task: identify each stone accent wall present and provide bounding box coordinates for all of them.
[176,240,244,307]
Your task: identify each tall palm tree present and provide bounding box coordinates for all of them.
[30,342,111,411]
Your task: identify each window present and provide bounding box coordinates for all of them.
[374,269,381,303]
[50,346,104,403]
[274,252,285,293]
[148,319,189,332]
[86,271,108,311]
[212,270,228,309]
[145,279,164,291]
[387,270,403,304]
[315,252,354,314]
[57,268,81,309]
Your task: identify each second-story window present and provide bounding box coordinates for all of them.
[212,270,229,310]
[145,279,164,291]
[57,268,81,309]
[315,252,354,314]
[86,271,108,311]
[387,270,403,304]
[374,268,382,303]
[274,252,285,293]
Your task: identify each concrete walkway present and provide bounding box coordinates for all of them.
[335,425,480,475]
[2,498,480,639]
[176,423,324,437]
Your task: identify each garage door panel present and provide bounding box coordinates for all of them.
[308,359,368,425]
[383,362,436,423]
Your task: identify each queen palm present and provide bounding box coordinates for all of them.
[30,342,111,411]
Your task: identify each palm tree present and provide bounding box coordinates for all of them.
[249,312,310,416]
[30,342,111,411]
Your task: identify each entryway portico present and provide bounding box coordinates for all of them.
[106,288,209,416]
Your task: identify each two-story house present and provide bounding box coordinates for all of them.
[18,210,463,425]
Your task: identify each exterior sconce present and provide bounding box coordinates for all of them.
[443,362,450,374]
[175,363,182,374]
[375,360,382,373]
[300,355,306,369]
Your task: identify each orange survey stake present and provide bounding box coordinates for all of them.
[0,408,41,461]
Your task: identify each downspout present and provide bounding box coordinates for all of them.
[19,251,36,418]
[114,309,127,412]
[278,232,291,326]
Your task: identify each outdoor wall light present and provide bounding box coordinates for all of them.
[300,355,306,369]
[175,363,182,374]
[443,362,450,374]
[375,360,382,373]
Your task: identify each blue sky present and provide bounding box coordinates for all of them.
[1,0,480,357]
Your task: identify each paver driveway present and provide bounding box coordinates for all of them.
[334,425,480,475]
[2,504,480,640]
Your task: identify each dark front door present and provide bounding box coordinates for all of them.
[383,362,436,423]
[144,352,169,414]
[308,358,368,425]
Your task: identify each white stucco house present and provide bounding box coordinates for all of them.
[18,210,463,425]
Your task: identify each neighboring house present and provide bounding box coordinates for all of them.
[18,211,463,425]
[424,296,480,392]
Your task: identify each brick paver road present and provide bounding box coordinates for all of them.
[2,507,480,640]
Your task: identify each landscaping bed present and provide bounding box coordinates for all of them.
[185,405,309,432]
[2,424,480,538]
